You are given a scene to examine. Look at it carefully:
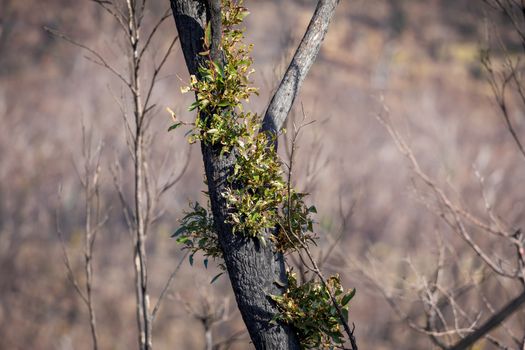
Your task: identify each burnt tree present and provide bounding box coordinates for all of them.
[169,1,340,348]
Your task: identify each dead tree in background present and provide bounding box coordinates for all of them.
[56,124,105,350]
[48,1,187,349]
[169,0,340,348]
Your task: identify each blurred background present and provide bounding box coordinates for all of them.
[1,0,524,349]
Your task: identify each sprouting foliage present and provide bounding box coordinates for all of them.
[171,202,223,269]
[181,0,258,149]
[275,190,318,252]
[172,0,316,250]
[271,271,356,349]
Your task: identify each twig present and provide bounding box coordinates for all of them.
[283,116,358,350]
[44,27,131,88]
[448,290,525,350]
[151,251,189,320]
[56,122,105,350]
[55,195,89,305]
[377,108,518,278]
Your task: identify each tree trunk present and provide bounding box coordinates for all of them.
[169,1,301,349]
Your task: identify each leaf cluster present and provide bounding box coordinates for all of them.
[223,123,285,240]
[271,272,356,349]
[275,190,317,252]
[171,202,223,269]
[181,0,257,150]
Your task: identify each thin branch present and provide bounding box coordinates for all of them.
[138,8,172,66]
[110,162,135,233]
[142,35,179,116]
[44,27,131,88]
[156,147,191,199]
[91,0,129,34]
[480,291,521,346]
[212,329,249,350]
[55,195,89,305]
[151,251,188,320]
[283,118,358,350]
[377,109,518,278]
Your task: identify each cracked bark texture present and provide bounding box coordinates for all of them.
[169,1,340,348]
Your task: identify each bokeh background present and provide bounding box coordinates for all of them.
[1,0,524,349]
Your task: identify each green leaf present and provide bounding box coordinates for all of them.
[341,289,356,306]
[239,10,250,20]
[175,236,190,244]
[200,99,210,109]
[189,253,194,266]
[188,100,200,111]
[203,258,209,269]
[210,272,224,284]
[168,122,182,132]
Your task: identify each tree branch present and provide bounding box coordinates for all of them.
[448,290,525,350]
[261,0,340,136]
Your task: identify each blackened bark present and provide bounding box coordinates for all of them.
[170,1,301,348]
[170,0,341,348]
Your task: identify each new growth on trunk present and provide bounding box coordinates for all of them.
[169,1,356,349]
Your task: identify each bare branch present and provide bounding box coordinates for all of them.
[44,27,131,88]
[262,0,340,135]
[282,118,358,350]
[55,195,89,305]
[110,162,135,233]
[138,8,172,65]
[448,290,525,350]
[377,109,518,278]
[91,0,129,34]
[142,35,179,116]
[151,251,188,321]
[156,147,191,199]
[57,122,106,350]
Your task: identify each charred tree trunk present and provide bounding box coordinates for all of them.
[169,2,299,348]
[169,1,339,348]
